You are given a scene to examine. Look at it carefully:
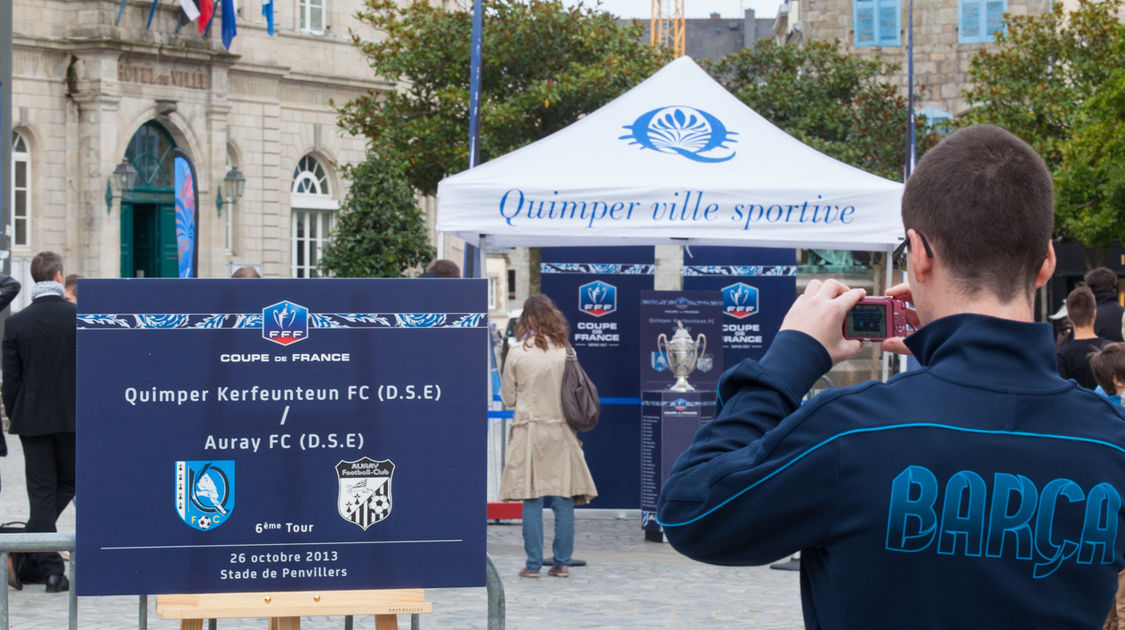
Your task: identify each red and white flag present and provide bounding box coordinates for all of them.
[198,0,214,33]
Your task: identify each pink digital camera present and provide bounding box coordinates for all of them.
[842,297,909,342]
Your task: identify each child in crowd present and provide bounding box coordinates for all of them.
[1090,342,1125,406]
[1091,343,1125,629]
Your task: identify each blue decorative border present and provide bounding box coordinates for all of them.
[541,263,656,275]
[682,265,797,277]
[76,312,487,330]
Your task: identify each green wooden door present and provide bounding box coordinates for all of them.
[120,202,134,278]
[158,203,179,277]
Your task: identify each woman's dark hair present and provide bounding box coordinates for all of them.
[517,294,570,351]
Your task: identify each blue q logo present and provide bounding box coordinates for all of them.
[263,300,309,346]
[579,280,617,317]
[620,106,737,163]
[673,398,689,411]
[722,282,759,319]
[176,460,235,531]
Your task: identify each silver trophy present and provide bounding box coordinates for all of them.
[657,321,707,392]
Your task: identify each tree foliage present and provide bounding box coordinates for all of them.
[963,0,1125,254]
[706,39,937,181]
[339,0,671,196]
[318,152,434,278]
[962,0,1123,169]
[1054,67,1125,254]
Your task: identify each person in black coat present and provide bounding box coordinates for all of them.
[1085,266,1124,342]
[2,251,74,593]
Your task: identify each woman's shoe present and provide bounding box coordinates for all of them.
[547,565,569,578]
[518,567,540,578]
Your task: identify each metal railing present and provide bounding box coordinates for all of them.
[0,533,506,629]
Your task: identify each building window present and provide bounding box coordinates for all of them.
[487,276,498,310]
[299,0,325,34]
[959,0,1006,44]
[292,210,334,278]
[854,0,901,47]
[291,155,338,278]
[11,132,29,248]
[918,108,954,135]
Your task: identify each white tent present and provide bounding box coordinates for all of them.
[437,56,905,252]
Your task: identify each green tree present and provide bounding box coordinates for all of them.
[963,0,1125,260]
[318,151,434,278]
[962,0,1123,169]
[1054,67,1125,256]
[706,39,937,181]
[338,0,671,196]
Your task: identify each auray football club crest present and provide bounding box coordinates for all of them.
[262,300,309,346]
[722,282,759,319]
[337,457,394,531]
[696,353,714,373]
[579,280,617,317]
[176,460,235,531]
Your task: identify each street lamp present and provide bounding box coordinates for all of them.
[104,158,139,214]
[215,166,246,216]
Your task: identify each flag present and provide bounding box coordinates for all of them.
[198,0,213,34]
[180,0,200,21]
[145,0,159,29]
[221,0,237,49]
[262,0,274,35]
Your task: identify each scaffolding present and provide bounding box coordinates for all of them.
[650,0,685,58]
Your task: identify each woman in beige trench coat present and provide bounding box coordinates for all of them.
[498,294,598,578]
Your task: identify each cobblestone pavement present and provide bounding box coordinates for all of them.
[0,442,804,629]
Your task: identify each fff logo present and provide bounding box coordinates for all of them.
[263,300,309,346]
[579,281,617,317]
[722,282,759,319]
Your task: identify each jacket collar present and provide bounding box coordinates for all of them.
[904,313,1060,389]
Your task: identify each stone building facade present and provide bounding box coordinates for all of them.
[7,0,390,310]
[772,0,1053,117]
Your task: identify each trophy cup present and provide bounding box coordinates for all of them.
[657,321,707,392]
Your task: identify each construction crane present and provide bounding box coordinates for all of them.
[650,0,685,58]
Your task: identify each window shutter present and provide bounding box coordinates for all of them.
[959,0,983,43]
[877,0,900,46]
[855,0,876,46]
[985,0,1006,40]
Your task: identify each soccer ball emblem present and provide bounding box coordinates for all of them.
[197,516,212,530]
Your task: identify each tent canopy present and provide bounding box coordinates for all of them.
[437,57,905,251]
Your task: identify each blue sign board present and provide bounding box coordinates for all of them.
[76,279,487,596]
[541,247,653,509]
[682,247,796,366]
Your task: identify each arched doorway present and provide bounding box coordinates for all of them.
[120,121,180,278]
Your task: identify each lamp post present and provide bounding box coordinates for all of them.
[214,165,245,216]
[104,158,139,214]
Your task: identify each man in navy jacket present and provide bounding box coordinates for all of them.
[657,125,1125,629]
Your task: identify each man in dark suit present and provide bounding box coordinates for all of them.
[2,251,75,593]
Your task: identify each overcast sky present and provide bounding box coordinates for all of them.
[566,0,781,20]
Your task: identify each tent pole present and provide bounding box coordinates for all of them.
[881,251,893,381]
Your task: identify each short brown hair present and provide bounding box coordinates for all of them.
[30,251,63,283]
[902,125,1053,302]
[231,266,261,278]
[517,294,570,351]
[64,274,81,291]
[1090,342,1125,395]
[425,259,461,278]
[1066,287,1097,327]
[1084,267,1119,296]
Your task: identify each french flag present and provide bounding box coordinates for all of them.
[197,0,213,34]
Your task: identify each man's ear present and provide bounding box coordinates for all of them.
[909,229,933,283]
[1035,242,1057,289]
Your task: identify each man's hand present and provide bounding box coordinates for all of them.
[879,283,922,356]
[780,279,866,365]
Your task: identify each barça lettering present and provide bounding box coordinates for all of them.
[885,465,1120,578]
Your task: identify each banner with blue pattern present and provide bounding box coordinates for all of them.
[682,247,796,366]
[540,247,653,509]
[76,279,487,595]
